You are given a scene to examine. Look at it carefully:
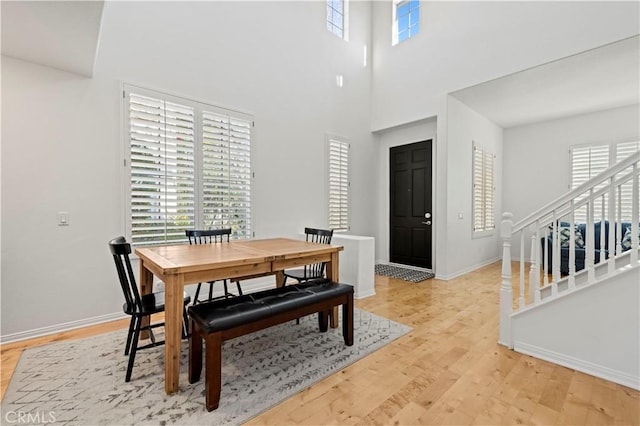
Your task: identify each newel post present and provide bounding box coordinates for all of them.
[499,212,514,348]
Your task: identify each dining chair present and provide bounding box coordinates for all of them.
[281,227,334,285]
[109,236,191,382]
[186,228,243,303]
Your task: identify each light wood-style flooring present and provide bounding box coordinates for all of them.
[2,262,638,425]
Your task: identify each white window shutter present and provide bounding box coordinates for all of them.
[125,86,252,246]
[616,141,640,222]
[128,93,196,246]
[570,144,611,222]
[473,143,495,233]
[329,139,349,232]
[484,150,495,230]
[201,111,252,239]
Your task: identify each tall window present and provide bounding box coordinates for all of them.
[327,0,347,40]
[473,142,495,235]
[570,140,640,222]
[124,85,252,246]
[393,0,420,45]
[328,137,350,232]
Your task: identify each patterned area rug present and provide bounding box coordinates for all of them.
[375,264,435,283]
[2,309,411,425]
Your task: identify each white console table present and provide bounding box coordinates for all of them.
[331,234,375,299]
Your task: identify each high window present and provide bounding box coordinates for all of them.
[124,84,252,246]
[327,0,347,40]
[472,142,495,235]
[570,140,640,222]
[328,137,350,232]
[393,0,420,45]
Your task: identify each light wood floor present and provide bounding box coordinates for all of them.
[2,262,638,425]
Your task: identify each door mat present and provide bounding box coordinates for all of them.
[374,264,435,283]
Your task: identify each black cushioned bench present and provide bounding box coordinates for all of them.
[187,278,354,411]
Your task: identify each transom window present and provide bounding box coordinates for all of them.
[393,0,420,45]
[123,84,252,246]
[327,0,348,40]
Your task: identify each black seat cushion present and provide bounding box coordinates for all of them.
[295,279,354,302]
[188,294,270,333]
[188,279,353,333]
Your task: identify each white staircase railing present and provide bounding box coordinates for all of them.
[499,151,640,347]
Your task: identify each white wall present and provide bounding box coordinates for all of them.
[374,96,504,279]
[369,0,638,278]
[444,96,503,279]
[371,1,640,132]
[503,104,640,223]
[512,266,640,390]
[1,1,375,339]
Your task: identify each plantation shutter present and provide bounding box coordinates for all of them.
[570,144,610,222]
[615,141,640,222]
[125,85,252,246]
[484,150,495,230]
[570,145,610,190]
[128,93,196,246]
[202,111,252,239]
[473,143,495,233]
[328,139,349,232]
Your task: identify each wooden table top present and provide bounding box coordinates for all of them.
[134,237,343,275]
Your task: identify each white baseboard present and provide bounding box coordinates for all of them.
[435,256,501,281]
[514,341,640,391]
[0,276,283,345]
[355,289,376,299]
[0,312,127,344]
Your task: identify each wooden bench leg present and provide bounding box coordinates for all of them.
[343,295,354,346]
[189,321,202,383]
[318,310,329,332]
[204,331,222,411]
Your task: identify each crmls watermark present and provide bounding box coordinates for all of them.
[4,410,56,424]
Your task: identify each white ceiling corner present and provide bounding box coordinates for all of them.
[451,36,640,129]
[1,0,104,78]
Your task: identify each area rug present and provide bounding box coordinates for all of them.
[375,264,435,283]
[2,309,411,425]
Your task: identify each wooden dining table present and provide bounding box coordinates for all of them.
[134,237,343,394]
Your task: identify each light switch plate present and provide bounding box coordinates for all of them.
[58,211,69,226]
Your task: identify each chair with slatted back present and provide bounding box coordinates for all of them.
[109,236,191,382]
[186,229,243,303]
[281,227,334,285]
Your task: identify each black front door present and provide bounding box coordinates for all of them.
[389,140,433,269]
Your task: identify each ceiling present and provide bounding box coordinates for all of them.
[1,2,637,127]
[452,36,640,128]
[1,0,104,77]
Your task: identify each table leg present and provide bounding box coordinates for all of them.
[139,260,154,339]
[164,274,184,394]
[326,251,340,328]
[275,270,285,288]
